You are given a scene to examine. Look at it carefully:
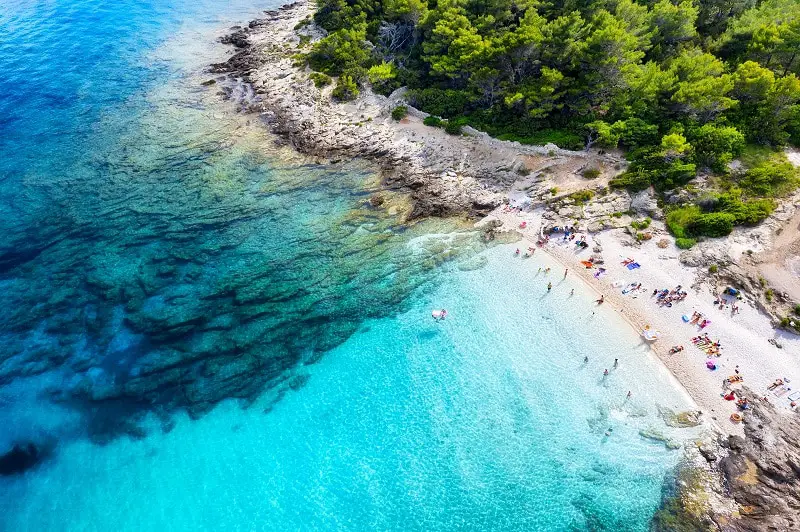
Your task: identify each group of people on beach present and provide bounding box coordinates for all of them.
[653,286,687,307]
[688,311,711,329]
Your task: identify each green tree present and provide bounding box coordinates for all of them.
[669,49,735,122]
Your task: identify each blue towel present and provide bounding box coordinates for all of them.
[627,262,640,270]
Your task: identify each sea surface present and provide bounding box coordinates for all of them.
[0,1,701,530]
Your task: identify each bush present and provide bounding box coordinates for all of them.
[569,190,595,204]
[367,62,399,96]
[675,237,697,249]
[423,115,443,127]
[687,212,736,237]
[666,205,701,238]
[331,74,359,101]
[690,124,745,172]
[309,72,331,88]
[582,167,601,179]
[739,161,799,197]
[794,304,800,315]
[391,105,408,121]
[631,218,652,230]
[709,264,718,273]
[444,120,462,135]
[765,288,774,302]
[307,25,369,76]
[408,88,473,118]
[610,169,652,192]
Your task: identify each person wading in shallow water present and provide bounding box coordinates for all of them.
[596,295,604,304]
[547,282,552,291]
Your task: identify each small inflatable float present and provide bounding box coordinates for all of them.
[432,309,448,321]
[730,412,742,423]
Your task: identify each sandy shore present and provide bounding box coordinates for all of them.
[482,208,800,439]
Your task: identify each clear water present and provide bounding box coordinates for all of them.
[0,1,699,530]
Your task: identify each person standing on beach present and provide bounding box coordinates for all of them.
[596,295,604,304]
[613,359,618,368]
[564,268,568,278]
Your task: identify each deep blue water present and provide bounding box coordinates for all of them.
[0,1,701,530]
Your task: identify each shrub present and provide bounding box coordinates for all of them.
[794,304,800,315]
[666,205,701,238]
[686,212,736,237]
[570,190,595,204]
[307,25,369,76]
[631,218,652,230]
[675,237,697,249]
[549,187,558,195]
[408,88,473,118]
[690,124,745,172]
[582,167,601,179]
[709,264,718,273]
[423,115,443,127]
[331,74,359,101]
[391,105,408,121]
[367,62,399,95]
[309,72,331,88]
[765,288,774,302]
[444,120,462,135]
[759,276,767,287]
[739,161,799,197]
[610,169,652,191]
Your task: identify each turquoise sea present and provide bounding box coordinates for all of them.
[0,1,700,530]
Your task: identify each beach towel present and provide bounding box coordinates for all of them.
[622,283,637,294]
[773,386,790,397]
[788,391,800,401]
[626,262,641,270]
[682,315,690,322]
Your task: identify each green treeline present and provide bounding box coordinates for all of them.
[304,0,800,243]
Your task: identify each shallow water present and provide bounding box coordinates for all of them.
[0,1,700,530]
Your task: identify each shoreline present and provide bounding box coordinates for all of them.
[208,2,800,528]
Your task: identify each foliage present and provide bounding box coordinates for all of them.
[367,61,399,95]
[423,115,443,127]
[331,74,360,101]
[444,120,462,135]
[630,217,651,229]
[582,167,601,179]
[310,72,332,88]
[569,190,595,204]
[709,264,718,273]
[391,105,408,120]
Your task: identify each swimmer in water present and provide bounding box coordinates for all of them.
[603,369,609,376]
[570,288,574,296]
[627,391,632,398]
[604,427,613,436]
[596,295,604,304]
[547,282,552,291]
[584,356,589,363]
[613,358,618,368]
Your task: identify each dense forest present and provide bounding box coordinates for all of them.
[302,0,800,246]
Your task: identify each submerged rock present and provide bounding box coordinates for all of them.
[0,441,52,476]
